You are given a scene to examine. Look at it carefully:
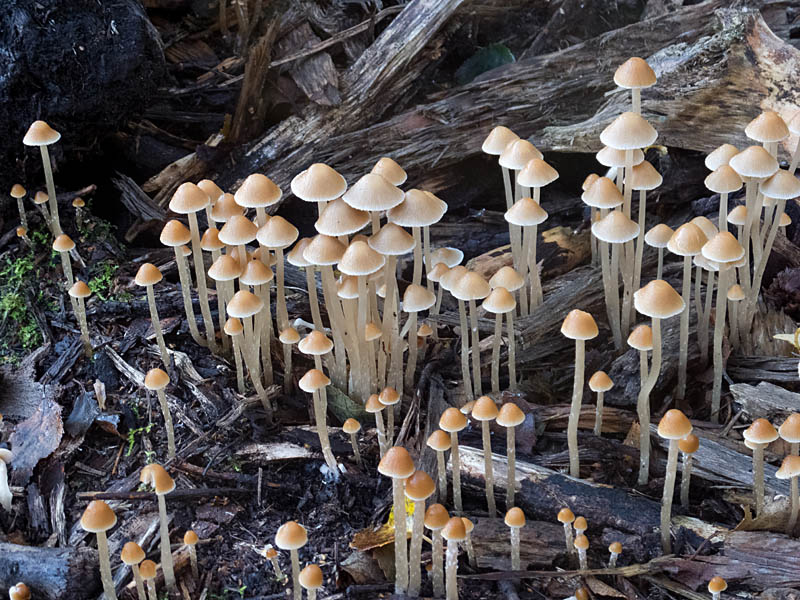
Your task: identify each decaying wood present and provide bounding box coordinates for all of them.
[729,381,800,419]
[111,172,166,222]
[469,517,564,570]
[0,543,99,600]
[727,356,800,383]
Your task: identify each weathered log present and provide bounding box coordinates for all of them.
[727,356,800,383]
[0,542,99,600]
[469,517,564,570]
[729,381,800,419]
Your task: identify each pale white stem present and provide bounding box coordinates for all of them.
[594,392,604,437]
[719,192,729,230]
[609,552,619,569]
[132,564,146,600]
[156,389,175,460]
[676,256,692,401]
[632,190,647,315]
[40,145,61,235]
[408,500,425,597]
[349,432,362,466]
[374,409,388,457]
[146,579,157,600]
[491,314,502,393]
[568,340,585,478]
[386,405,394,448]
[702,270,716,365]
[393,477,409,594]
[230,334,246,394]
[313,389,338,474]
[609,242,623,348]
[405,311,418,393]
[694,265,707,364]
[432,530,444,598]
[457,299,473,399]
[632,88,641,114]
[750,197,787,328]
[711,268,730,423]
[562,522,573,555]
[577,548,587,571]
[146,285,170,368]
[319,265,348,386]
[506,426,516,509]
[657,248,664,279]
[510,527,520,571]
[412,226,423,286]
[305,267,324,332]
[269,555,285,581]
[482,420,496,517]
[157,494,176,592]
[507,311,517,391]
[96,531,118,600]
[445,539,459,600]
[188,212,218,352]
[437,450,447,502]
[189,545,199,580]
[464,531,476,568]
[661,439,679,553]
[623,149,634,217]
[16,196,28,229]
[75,296,92,358]
[451,431,463,514]
[729,301,740,350]
[638,318,662,486]
[469,298,482,397]
[753,443,766,517]
[291,549,301,600]
[174,248,204,346]
[788,476,798,535]
[599,239,621,350]
[680,453,692,509]
[357,277,370,400]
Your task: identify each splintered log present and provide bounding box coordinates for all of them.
[469,517,564,570]
[729,381,800,419]
[0,543,99,600]
[727,356,800,383]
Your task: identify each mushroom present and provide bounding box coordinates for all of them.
[557,508,575,554]
[656,409,693,553]
[588,371,613,437]
[203,229,233,354]
[9,583,31,600]
[388,189,447,286]
[299,564,323,600]
[743,418,779,517]
[461,517,477,568]
[489,268,524,390]
[0,449,14,511]
[439,407,468,514]
[263,545,285,581]
[780,413,800,456]
[23,121,62,235]
[613,57,656,114]
[402,284,436,392]
[16,226,31,247]
[426,430,451,502]
[644,223,674,280]
[234,172,281,228]
[481,287,516,395]
[140,463,177,592]
[705,165,742,231]
[299,369,338,476]
[566,588,589,600]
[139,560,157,600]
[679,433,699,509]
[379,387,401,447]
[80,500,118,600]
[726,284,745,349]
[504,507,525,571]
[608,541,622,568]
[378,446,416,595]
[291,163,348,217]
[708,576,727,600]
[405,470,436,597]
[424,503,449,598]
[634,280,685,485]
[121,542,147,600]
[135,263,170,368]
[472,396,500,516]
[452,272,491,397]
[573,516,588,541]
[160,220,204,347]
[52,234,76,294]
[497,402,525,508]
[442,516,467,600]
[10,184,28,230]
[224,318,246,394]
[287,238,324,332]
[298,329,335,407]
[184,530,199,579]
[628,161,663,320]
[275,521,308,600]
[560,309,599,477]
[482,126,520,213]
[144,369,175,460]
[776,455,800,535]
[596,146,643,193]
[366,394,389,456]
[439,265,473,398]
[68,281,93,358]
[573,534,589,570]
[227,290,272,418]
[371,157,408,187]
[342,418,362,466]
[705,143,739,172]
[504,196,549,314]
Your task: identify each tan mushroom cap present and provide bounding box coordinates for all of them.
[627,324,653,353]
[140,463,175,494]
[224,317,243,336]
[440,407,468,432]
[388,189,447,227]
[208,255,243,282]
[298,331,333,356]
[279,327,300,345]
[371,157,407,186]
[573,516,587,531]
[403,284,436,313]
[197,179,224,205]
[72,197,85,208]
[701,232,745,264]
[379,387,401,407]
[139,560,157,579]
[727,206,748,227]
[135,263,163,286]
[33,191,48,205]
[219,214,258,245]
[634,279,684,319]
[499,139,543,170]
[184,530,199,545]
[704,165,743,194]
[378,446,415,479]
[727,284,745,301]
[518,158,559,188]
[644,223,674,248]
[729,145,779,179]
[80,500,117,532]
[581,177,624,209]
[557,507,575,524]
[200,227,224,251]
[743,418,779,445]
[505,507,526,528]
[10,184,26,198]
[461,517,475,534]
[497,403,525,428]
[227,290,263,319]
[482,287,516,314]
[23,120,61,145]
[52,234,76,252]
[574,534,589,551]
[121,541,146,565]
[592,210,639,243]
[442,516,468,541]
[745,110,789,143]
[287,238,313,267]
[560,309,599,340]
[368,223,416,256]
[678,433,700,454]
[452,271,491,301]
[657,409,693,440]
[705,144,739,171]
[257,215,299,249]
[314,198,370,236]
[482,126,519,155]
[440,265,468,293]
[405,470,436,501]
[16,227,27,237]
[365,321,383,341]
[423,504,450,531]
[68,280,92,298]
[761,169,800,200]
[613,57,656,89]
[428,262,450,284]
[427,247,464,268]
[339,240,385,277]
[582,173,600,191]
[291,163,347,203]
[708,577,727,594]
[342,418,361,435]
[600,112,658,150]
[169,182,210,214]
[240,260,273,286]
[160,220,192,247]
[298,368,330,393]
[417,323,433,338]
[505,197,548,226]
[426,430,451,451]
[779,413,800,443]
[596,146,645,168]
[460,401,475,415]
[779,213,792,227]
[588,371,613,392]
[265,546,278,559]
[628,160,662,190]
[342,173,404,212]
[667,222,707,257]
[608,541,623,554]
[299,564,323,590]
[489,266,524,292]
[472,396,499,421]
[776,455,800,479]
[144,368,169,391]
[304,234,346,265]
[275,521,308,550]
[211,193,244,222]
[365,394,384,414]
[234,173,281,208]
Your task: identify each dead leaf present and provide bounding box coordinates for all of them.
[340,550,386,584]
[586,575,626,598]
[9,396,63,486]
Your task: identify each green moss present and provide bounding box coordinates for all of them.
[88,260,119,301]
[0,253,42,355]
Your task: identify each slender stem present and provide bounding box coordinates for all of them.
[711,268,730,423]
[313,389,338,474]
[632,88,641,114]
[432,530,444,598]
[639,350,648,389]
[729,301,740,350]
[291,549,301,600]
[788,476,798,535]
[174,248,204,346]
[620,239,635,337]
[189,545,199,580]
[609,242,623,348]
[623,149,634,217]
[408,501,425,597]
[16,197,28,229]
[240,334,272,421]
[694,265,706,364]
[457,299,473,399]
[157,494,176,591]
[676,256,692,401]
[577,548,587,571]
[482,420,496,517]
[437,450,447,503]
[305,267,323,331]
[680,453,692,509]
[657,248,664,279]
[451,432,463,514]
[132,564,146,600]
[445,540,459,600]
[469,298,482,397]
[753,444,765,517]
[506,426,516,509]
[507,311,517,391]
[491,314,502,393]
[750,197,787,329]
[510,527,520,571]
[562,522,573,555]
[349,432,362,466]
[393,478,409,594]
[269,556,285,580]
[146,579,157,600]
[638,318,662,486]
[632,190,647,326]
[600,239,621,350]
[231,334,246,394]
[411,226,423,286]
[374,409,387,457]
[386,405,395,447]
[40,145,61,235]
[156,389,176,460]
[703,270,715,365]
[320,265,349,387]
[594,392,604,437]
[188,212,218,352]
[75,297,92,358]
[96,531,118,600]
[146,285,170,368]
[258,281,274,386]
[465,531,476,567]
[405,311,418,393]
[661,439,679,553]
[568,340,585,478]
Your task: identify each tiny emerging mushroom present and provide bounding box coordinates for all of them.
[80,500,118,600]
[505,507,525,571]
[472,396,499,517]
[8,583,31,600]
[342,418,362,466]
[68,280,93,358]
[679,433,699,509]
[121,541,147,600]
[72,196,85,229]
[708,576,727,600]
[366,394,389,457]
[139,463,177,592]
[608,541,622,568]
[378,446,416,595]
[263,545,285,581]
[405,470,436,597]
[556,508,575,555]
[426,429,451,502]
[743,418,779,517]
[424,503,449,598]
[439,407,468,514]
[573,516,587,539]
[588,371,613,437]
[184,530,200,580]
[10,184,28,230]
[275,521,308,600]
[299,368,338,476]
[299,564,323,600]
[574,534,589,570]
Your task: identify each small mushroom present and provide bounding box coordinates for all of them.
[780,414,800,456]
[608,541,622,568]
[184,530,200,580]
[263,545,285,581]
[442,516,467,600]
[482,287,517,393]
[451,272,491,396]
[613,57,656,114]
[679,434,699,509]
[144,369,175,460]
[644,223,673,279]
[72,196,85,229]
[0,449,13,511]
[366,394,389,457]
[405,470,436,597]
[299,369,338,476]
[342,418,362,466]
[224,318,246,394]
[68,281,93,358]
[379,387,401,448]
[23,120,62,234]
[424,504,449,598]
[378,447,416,595]
[588,371,613,437]
[10,184,28,230]
[472,396,499,516]
[426,430,451,502]
[53,234,76,295]
[708,576,727,600]
[401,283,435,392]
[743,418,779,517]
[160,220,204,347]
[80,500,118,600]
[276,521,308,600]
[461,517,476,568]
[505,507,525,571]
[299,564,323,600]
[139,560,158,600]
[776,455,800,535]
[573,516,587,539]
[8,583,31,600]
[565,588,589,600]
[32,190,53,232]
[121,541,147,600]
[439,408,468,514]
[573,534,589,570]
[556,508,575,555]
[140,464,177,592]
[135,263,171,368]
[657,410,693,553]
[497,402,525,508]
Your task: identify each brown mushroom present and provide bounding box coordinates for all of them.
[472,396,500,517]
[184,530,200,579]
[588,371,614,437]
[405,470,436,597]
[378,447,416,595]
[140,464,177,592]
[144,369,175,460]
[275,521,308,600]
[743,419,779,517]
[657,410,693,553]
[342,418,362,466]
[121,542,146,600]
[68,281,93,358]
[505,507,525,571]
[424,504,449,597]
[442,517,467,600]
[426,430,451,502]
[679,433,699,509]
[439,408,468,514]
[23,121,62,234]
[135,263,170,368]
[497,403,525,508]
[80,500,118,600]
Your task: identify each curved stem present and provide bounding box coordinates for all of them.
[393,477,409,594]
[96,531,118,600]
[638,318,662,486]
[594,391,604,437]
[146,285,170,368]
[349,432,362,466]
[632,190,647,316]
[506,426,516,509]
[482,420,496,517]
[313,389,338,474]
[408,500,425,596]
[457,299,473,399]
[269,555,285,580]
[156,389,176,460]
[676,256,692,401]
[157,494,176,592]
[174,249,204,346]
[188,212,218,352]
[469,298,482,397]
[711,268,730,423]
[320,265,348,387]
[680,453,693,509]
[568,340,585,478]
[230,335,246,395]
[451,432,463,514]
[661,439,679,553]
[507,311,517,391]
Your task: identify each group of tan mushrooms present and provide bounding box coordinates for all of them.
[6,51,800,599]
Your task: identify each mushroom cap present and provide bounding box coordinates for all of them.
[582,173,600,191]
[275,521,308,550]
[727,284,745,301]
[517,158,559,188]
[560,309,599,340]
[16,226,27,237]
[234,173,281,208]
[592,210,639,243]
[707,577,727,594]
[265,546,278,559]
[364,394,384,414]
[573,516,588,531]
[144,368,169,391]
[140,463,175,494]
[705,144,739,171]
[573,534,589,551]
[371,157,407,186]
[80,500,117,532]
[368,223,416,256]
[377,446,415,479]
[779,212,792,227]
[428,262,450,284]
[644,223,674,248]
[472,396,499,421]
[211,193,244,222]
[557,507,575,524]
[743,418,779,445]
[424,503,450,530]
[575,589,589,600]
[497,403,525,428]
[121,541,146,565]
[499,139,543,170]
[298,330,334,356]
[388,189,447,227]
[403,284,436,312]
[705,165,743,194]
[482,287,517,314]
[667,223,707,257]
[342,173,404,212]
[169,182,210,214]
[299,368,330,392]
[72,197,85,208]
[33,191,48,205]
[440,407,468,432]
[608,541,623,554]
[68,280,92,299]
[342,418,361,434]
[613,57,656,89]
[729,145,779,179]
[197,179,224,205]
[442,516,468,541]
[460,401,475,415]
[314,198,370,236]
[379,387,401,407]
[304,234,346,266]
[581,177,624,209]
[336,275,358,300]
[208,255,243,282]
[224,317,243,336]
[52,234,76,252]
[240,260,274,286]
[160,220,192,247]
[776,455,800,479]
[427,246,464,268]
[279,327,300,345]
[417,323,433,338]
[628,160,662,190]
[139,560,157,579]
[426,430,451,451]
[23,120,61,145]
[366,322,383,341]
[657,409,692,440]
[505,197,548,226]
[779,413,800,443]
[489,266,524,291]
[299,564,323,590]
[405,470,436,501]
[588,371,613,392]
[504,507,526,528]
[135,263,163,286]
[257,215,299,249]
[451,271,491,301]
[291,163,347,203]
[286,238,313,268]
[226,290,263,319]
[219,215,258,245]
[727,205,748,227]
[184,530,199,545]
[0,449,9,465]
[596,146,644,168]
[482,126,519,155]
[678,433,700,454]
[461,517,475,533]
[761,169,800,200]
[634,279,684,319]
[10,184,26,198]
[338,240,386,276]
[200,228,225,251]
[701,232,745,264]
[745,110,789,143]
[600,112,658,150]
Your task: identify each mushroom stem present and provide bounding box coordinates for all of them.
[491,313,502,393]
[432,529,444,598]
[464,529,476,568]
[676,256,693,401]
[173,247,205,347]
[711,268,730,424]
[694,265,706,363]
[39,145,61,235]
[404,311,418,393]
[752,443,766,517]
[349,431,362,466]
[562,522,573,555]
[242,326,272,421]
[305,267,324,332]
[450,431,463,514]
[157,494,176,592]
[680,452,693,509]
[74,295,92,358]
[386,404,395,447]
[510,527,520,571]
[412,226,423,286]
[567,339,586,478]
[506,425,517,509]
[146,579,157,600]
[789,475,798,535]
[457,299,474,399]
[95,531,118,600]
[620,240,635,338]
[729,299,740,350]
[146,284,171,368]
[445,537,459,600]
[16,195,28,230]
[631,88,642,114]
[268,554,285,580]
[719,192,729,230]
[702,269,716,365]
[594,391,605,437]
[408,500,425,597]
[258,282,274,386]
[599,238,621,350]
[660,438,679,553]
[482,419,496,517]
[656,248,664,279]
[507,310,517,392]
[374,408,388,457]
[132,564,146,600]
[609,242,623,348]
[319,265,349,386]
[750,198,787,327]
[392,477,409,594]
[638,317,662,486]
[189,544,199,580]
[436,450,447,502]
[639,349,649,390]
[313,389,338,474]
[187,212,218,352]
[468,298,483,397]
[577,547,587,571]
[632,190,647,308]
[230,333,246,394]
[155,388,176,460]
[290,549,301,600]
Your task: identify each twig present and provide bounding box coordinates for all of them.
[76,488,252,501]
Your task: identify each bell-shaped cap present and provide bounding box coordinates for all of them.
[169,182,209,214]
[704,165,742,194]
[729,145,779,179]
[745,111,789,143]
[388,189,447,227]
[581,177,624,209]
[634,280,684,319]
[315,198,370,236]
[378,446,415,479]
[235,173,281,208]
[24,120,61,146]
[517,158,559,188]
[613,57,656,89]
[592,210,639,243]
[80,500,117,532]
[560,309,599,340]
[291,164,347,203]
[705,144,739,171]
[499,139,542,170]
[667,223,707,257]
[599,112,657,150]
[368,223,416,256]
[657,409,692,440]
[257,215,299,249]
[371,157,407,186]
[482,126,519,156]
[342,173,403,212]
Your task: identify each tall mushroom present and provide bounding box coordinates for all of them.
[497,402,525,508]
[442,517,467,600]
[440,266,472,398]
[388,189,447,286]
[53,234,76,295]
[613,57,656,114]
[10,184,28,230]
[299,369,338,476]
[482,126,520,213]
[482,287,517,393]
[121,541,147,600]
[372,157,407,187]
[424,504,449,598]
[140,463,177,592]
[727,284,745,349]
[644,224,674,280]
[135,263,171,368]
[378,446,416,595]
[379,387,401,447]
[489,268,524,390]
[144,368,175,459]
[705,165,742,231]
[402,284,436,391]
[439,407,468,514]
[234,172,281,227]
[426,430,451,502]
[656,409,693,553]
[628,160,663,308]
[201,227,230,352]
[504,507,525,571]
[560,309,599,478]
[634,280,685,485]
[275,521,308,600]
[80,500,118,600]
[776,455,800,535]
[23,120,62,235]
[679,433,699,509]
[472,396,499,516]
[139,560,157,600]
[287,238,324,331]
[68,281,93,358]
[224,317,246,394]
[452,271,491,397]
[743,418,779,517]
[504,196,548,316]
[227,291,271,418]
[405,470,435,597]
[343,172,404,234]
[588,371,613,437]
[160,220,204,346]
